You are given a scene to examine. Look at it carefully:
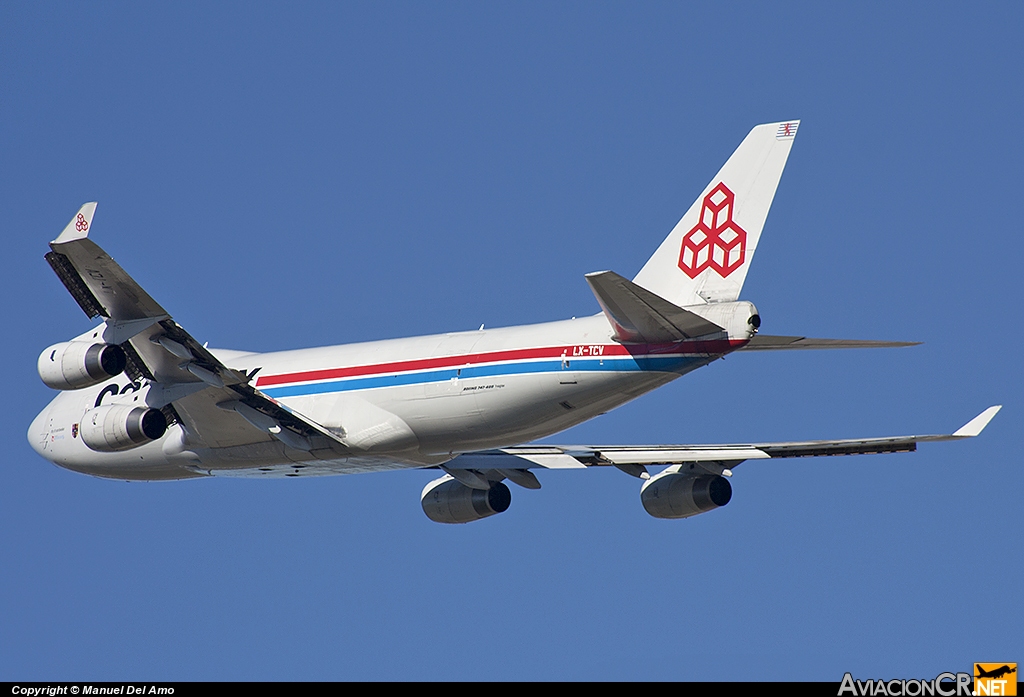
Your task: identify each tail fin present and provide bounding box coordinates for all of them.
[632,121,799,306]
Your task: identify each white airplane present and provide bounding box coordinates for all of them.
[29,120,1000,523]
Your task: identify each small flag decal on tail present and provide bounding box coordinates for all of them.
[776,122,798,140]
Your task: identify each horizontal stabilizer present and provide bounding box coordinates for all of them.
[586,270,724,343]
[739,335,920,351]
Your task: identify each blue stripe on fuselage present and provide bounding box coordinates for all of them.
[259,355,707,398]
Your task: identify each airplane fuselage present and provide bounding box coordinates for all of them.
[29,314,751,481]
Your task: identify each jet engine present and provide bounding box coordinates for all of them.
[38,341,127,390]
[421,475,511,524]
[80,405,167,452]
[640,472,732,519]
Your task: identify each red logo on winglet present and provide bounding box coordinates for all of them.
[75,213,89,232]
[678,182,746,279]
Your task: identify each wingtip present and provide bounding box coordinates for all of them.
[52,202,98,244]
[952,405,1002,438]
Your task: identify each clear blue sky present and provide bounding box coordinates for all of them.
[2,2,1020,681]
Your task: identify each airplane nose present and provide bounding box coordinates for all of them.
[27,404,50,458]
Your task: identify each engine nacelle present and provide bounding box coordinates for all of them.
[421,475,511,524]
[640,472,732,519]
[38,341,127,390]
[80,405,167,452]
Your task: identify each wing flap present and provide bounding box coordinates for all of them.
[447,450,588,471]
[45,250,107,319]
[598,448,770,464]
[754,437,919,458]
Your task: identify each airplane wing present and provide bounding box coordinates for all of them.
[46,203,348,455]
[441,406,1002,486]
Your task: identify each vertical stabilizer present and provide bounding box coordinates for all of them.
[633,121,799,306]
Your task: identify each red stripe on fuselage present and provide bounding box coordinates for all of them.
[254,339,748,387]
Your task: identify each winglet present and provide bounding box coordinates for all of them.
[952,406,1002,438]
[54,202,98,244]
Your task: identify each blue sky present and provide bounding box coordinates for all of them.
[2,2,1021,680]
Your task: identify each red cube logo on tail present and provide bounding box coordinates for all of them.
[678,182,747,279]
